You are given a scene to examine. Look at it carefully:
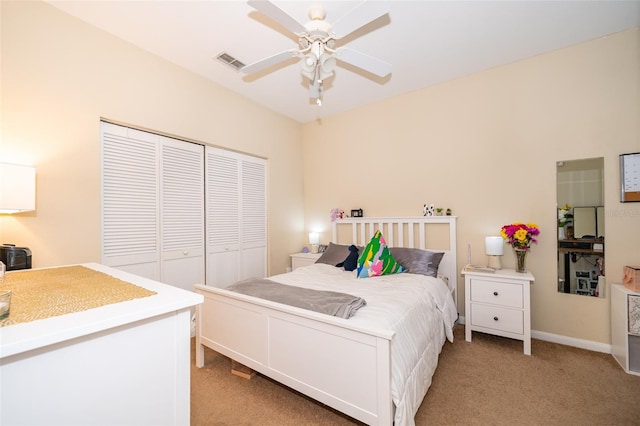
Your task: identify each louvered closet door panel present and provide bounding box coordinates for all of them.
[160,136,205,291]
[206,147,240,287]
[101,122,159,280]
[241,156,267,280]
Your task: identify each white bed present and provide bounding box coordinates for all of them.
[195,216,458,426]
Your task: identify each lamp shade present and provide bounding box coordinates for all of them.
[0,163,36,214]
[485,236,504,256]
[308,232,320,245]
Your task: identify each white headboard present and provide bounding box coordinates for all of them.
[331,216,458,308]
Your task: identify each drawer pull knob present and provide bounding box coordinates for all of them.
[493,316,499,321]
[493,291,498,296]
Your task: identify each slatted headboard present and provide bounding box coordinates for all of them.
[331,216,458,308]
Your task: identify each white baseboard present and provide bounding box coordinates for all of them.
[531,330,611,354]
[456,315,611,354]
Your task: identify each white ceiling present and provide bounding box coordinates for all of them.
[46,0,640,124]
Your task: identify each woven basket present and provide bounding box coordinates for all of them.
[623,266,640,293]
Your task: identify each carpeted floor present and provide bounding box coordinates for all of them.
[191,325,640,425]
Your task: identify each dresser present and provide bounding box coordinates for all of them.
[611,283,640,376]
[290,252,322,270]
[0,263,203,425]
[463,268,535,355]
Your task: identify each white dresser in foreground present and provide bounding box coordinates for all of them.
[0,263,203,425]
[611,283,640,376]
[463,268,535,355]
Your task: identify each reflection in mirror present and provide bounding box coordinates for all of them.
[556,158,605,297]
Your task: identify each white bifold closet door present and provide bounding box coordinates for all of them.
[101,122,205,291]
[205,147,266,287]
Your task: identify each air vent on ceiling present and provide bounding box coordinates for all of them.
[216,52,245,71]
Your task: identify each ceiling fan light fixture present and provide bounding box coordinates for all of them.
[245,0,392,107]
[301,53,317,79]
[318,53,336,79]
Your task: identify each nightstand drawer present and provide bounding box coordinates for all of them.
[470,279,523,308]
[470,304,524,334]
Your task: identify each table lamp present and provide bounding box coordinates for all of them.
[309,232,320,254]
[485,236,504,269]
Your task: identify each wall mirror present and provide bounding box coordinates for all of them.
[556,158,605,297]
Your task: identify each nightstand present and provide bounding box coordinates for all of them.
[290,252,322,270]
[463,268,535,355]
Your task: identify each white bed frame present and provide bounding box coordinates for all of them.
[195,217,457,425]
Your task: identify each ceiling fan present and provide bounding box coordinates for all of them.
[242,0,392,105]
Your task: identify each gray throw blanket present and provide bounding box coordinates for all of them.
[226,278,366,319]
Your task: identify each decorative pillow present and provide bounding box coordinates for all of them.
[315,243,358,266]
[357,230,405,278]
[390,247,444,278]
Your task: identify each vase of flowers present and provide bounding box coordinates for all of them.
[500,222,540,273]
[514,249,528,273]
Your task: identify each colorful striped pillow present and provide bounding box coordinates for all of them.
[357,230,405,278]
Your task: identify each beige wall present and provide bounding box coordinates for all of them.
[0,1,304,275]
[2,1,639,345]
[302,28,640,344]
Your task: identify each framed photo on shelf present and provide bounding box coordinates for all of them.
[620,152,640,202]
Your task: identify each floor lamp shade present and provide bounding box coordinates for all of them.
[485,236,504,269]
[0,163,36,214]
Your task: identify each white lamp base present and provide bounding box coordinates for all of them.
[310,244,319,254]
[487,255,502,270]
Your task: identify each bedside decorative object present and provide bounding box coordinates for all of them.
[514,249,527,273]
[463,268,535,355]
[423,204,434,216]
[308,232,320,254]
[485,236,504,270]
[330,208,344,221]
[500,222,540,273]
[446,208,452,216]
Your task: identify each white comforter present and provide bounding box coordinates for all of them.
[268,263,458,426]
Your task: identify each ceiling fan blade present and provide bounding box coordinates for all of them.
[336,48,391,78]
[331,1,389,39]
[247,0,306,35]
[241,49,299,75]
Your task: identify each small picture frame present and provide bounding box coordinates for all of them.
[318,244,328,253]
[351,209,363,217]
